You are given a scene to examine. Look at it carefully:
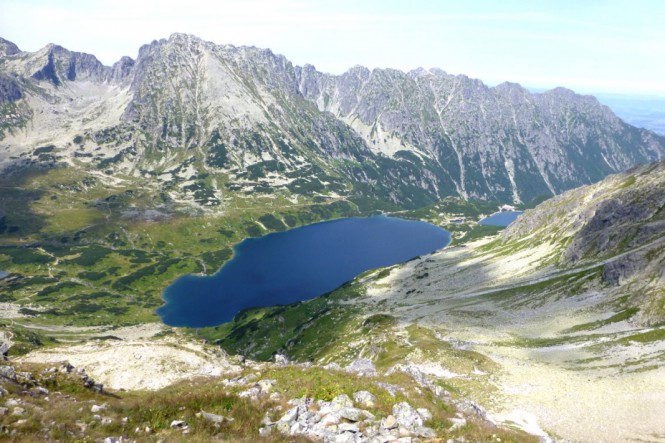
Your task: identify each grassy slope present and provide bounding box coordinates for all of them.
[0,165,505,355]
[0,358,536,443]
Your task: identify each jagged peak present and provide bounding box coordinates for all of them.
[493,81,530,99]
[343,65,371,78]
[36,42,77,57]
[541,86,577,96]
[495,81,526,91]
[407,67,449,78]
[538,86,605,108]
[300,63,318,73]
[408,67,429,77]
[0,37,20,57]
[168,32,202,43]
[370,66,407,77]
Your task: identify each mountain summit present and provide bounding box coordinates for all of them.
[1,33,663,207]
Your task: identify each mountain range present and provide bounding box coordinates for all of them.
[1,33,664,209]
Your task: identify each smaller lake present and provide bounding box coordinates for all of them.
[478,211,524,227]
[0,271,9,279]
[158,216,450,327]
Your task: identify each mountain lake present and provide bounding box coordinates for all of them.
[157,216,451,327]
[478,211,524,226]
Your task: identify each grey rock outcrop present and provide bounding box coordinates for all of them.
[346,359,377,377]
[0,37,20,57]
[501,161,665,324]
[353,391,377,407]
[0,74,23,103]
[201,410,234,425]
[264,395,435,442]
[392,402,423,430]
[23,44,109,86]
[0,365,16,381]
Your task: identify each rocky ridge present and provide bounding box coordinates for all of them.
[500,161,665,323]
[1,33,664,208]
[297,65,664,202]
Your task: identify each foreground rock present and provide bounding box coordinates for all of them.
[261,394,436,442]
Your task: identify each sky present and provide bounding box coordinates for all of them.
[1,0,665,95]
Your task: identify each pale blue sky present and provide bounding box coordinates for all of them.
[1,0,664,95]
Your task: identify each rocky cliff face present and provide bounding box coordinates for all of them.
[1,33,664,208]
[297,66,664,203]
[501,161,665,323]
[0,37,20,57]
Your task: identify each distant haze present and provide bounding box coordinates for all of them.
[2,0,665,95]
[594,94,665,135]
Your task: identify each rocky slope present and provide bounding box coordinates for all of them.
[1,33,664,208]
[500,161,665,323]
[298,66,664,202]
[2,327,535,443]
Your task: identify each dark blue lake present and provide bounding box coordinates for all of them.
[157,216,450,327]
[478,211,524,227]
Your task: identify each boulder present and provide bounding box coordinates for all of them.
[392,402,423,430]
[259,426,272,436]
[274,354,290,365]
[91,404,107,413]
[339,406,370,422]
[323,362,342,371]
[376,382,398,397]
[330,394,354,411]
[381,414,398,430]
[453,399,487,419]
[386,364,429,387]
[354,390,377,407]
[346,359,378,376]
[59,361,74,373]
[238,386,261,398]
[201,410,233,425]
[31,386,49,396]
[414,425,437,438]
[257,379,276,393]
[416,407,432,421]
[333,432,359,443]
[223,376,248,387]
[449,417,467,431]
[170,420,187,429]
[318,412,341,427]
[0,365,16,381]
[278,406,299,424]
[338,422,360,433]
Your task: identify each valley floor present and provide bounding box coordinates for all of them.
[361,237,665,442]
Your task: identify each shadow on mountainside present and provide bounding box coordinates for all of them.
[0,166,48,239]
